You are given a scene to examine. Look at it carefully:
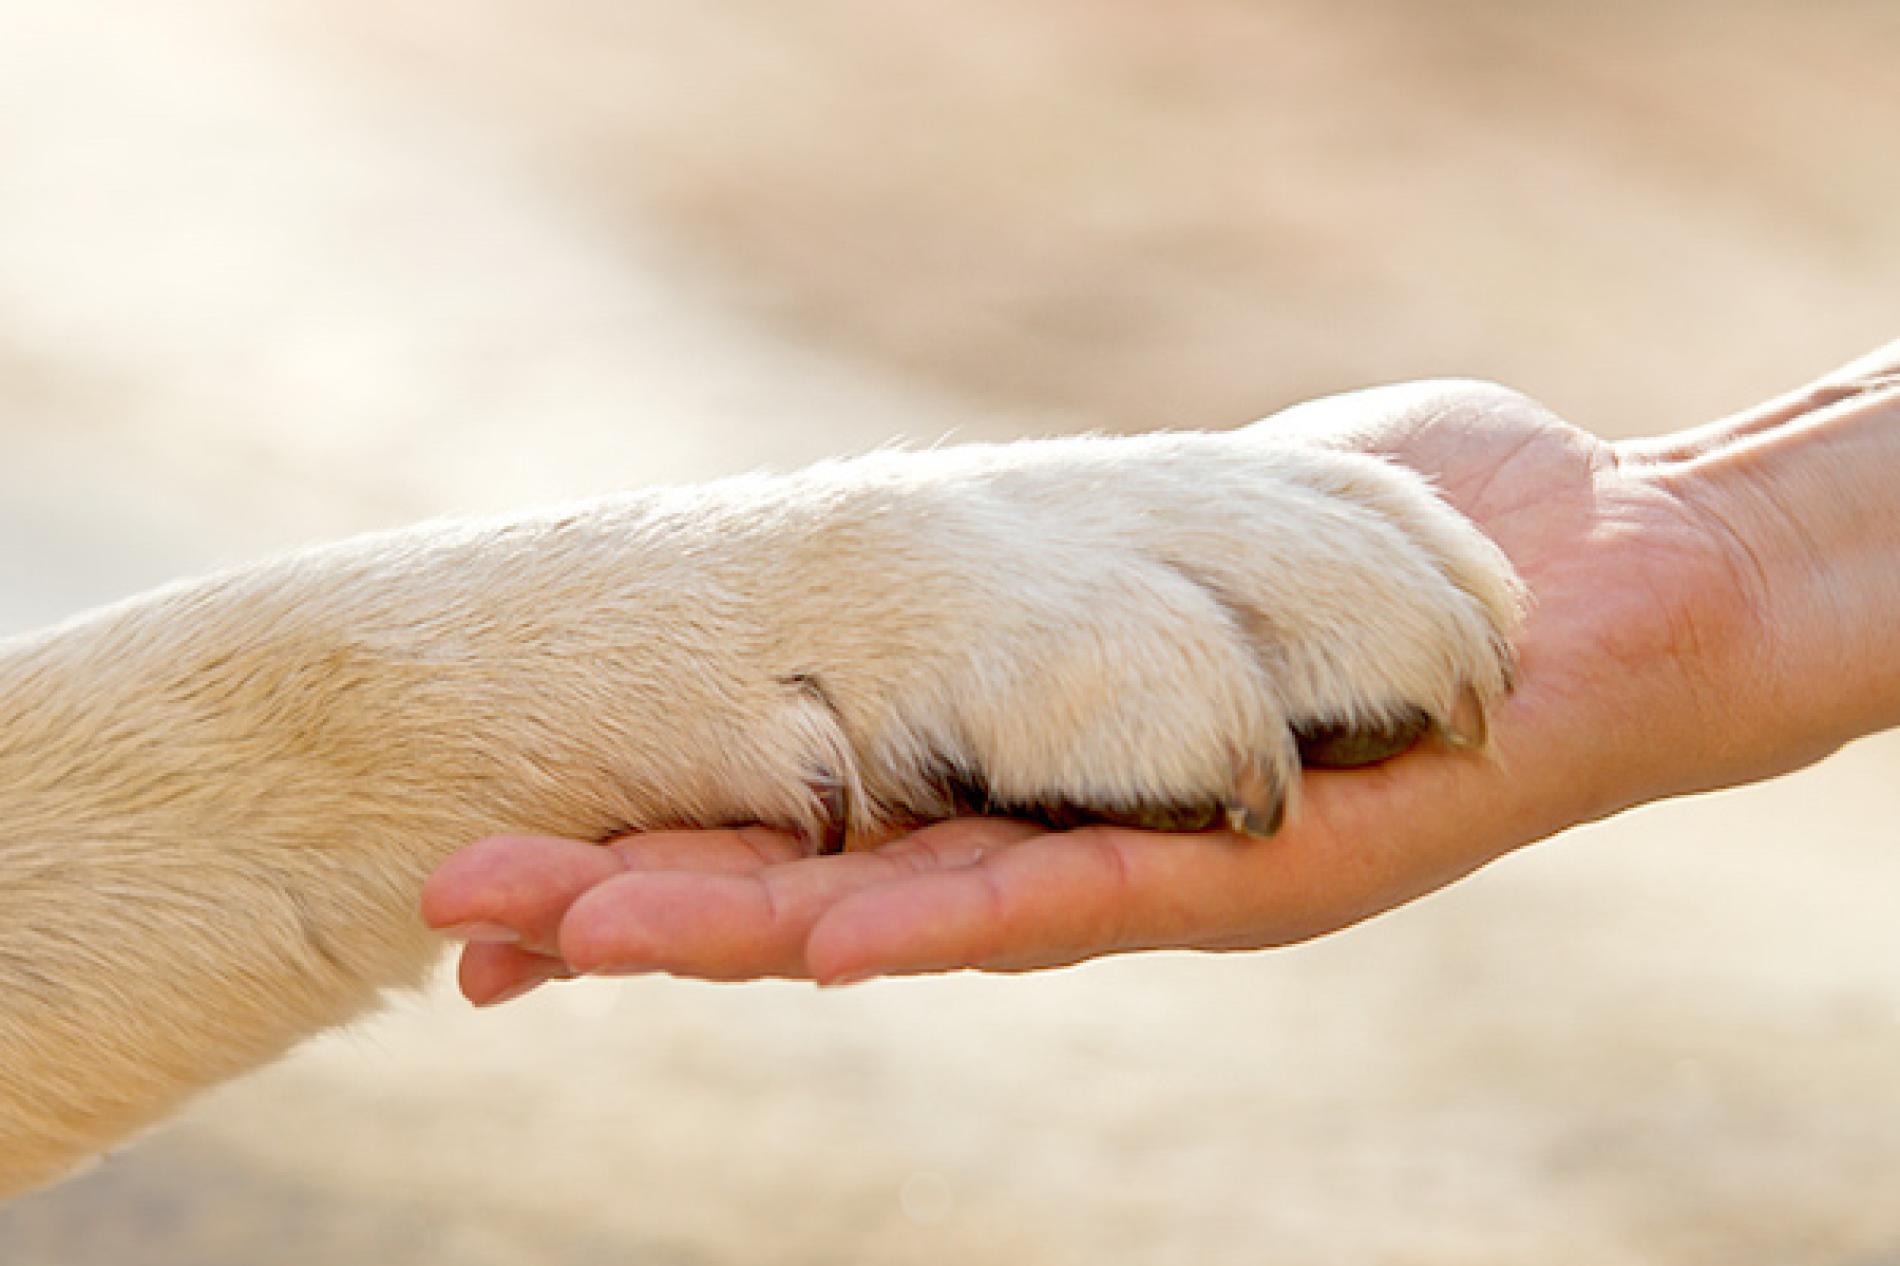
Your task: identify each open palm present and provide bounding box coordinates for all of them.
[425,380,1763,998]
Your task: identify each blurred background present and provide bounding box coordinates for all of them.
[2,0,1898,1261]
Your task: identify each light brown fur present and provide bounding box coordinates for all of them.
[0,425,1522,1194]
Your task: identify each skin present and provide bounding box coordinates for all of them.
[422,344,1900,1001]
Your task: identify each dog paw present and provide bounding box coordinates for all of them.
[731,429,1526,848]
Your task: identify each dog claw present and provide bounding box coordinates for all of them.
[1224,800,1283,839]
[1438,686,1489,750]
[807,768,851,855]
[1225,758,1285,838]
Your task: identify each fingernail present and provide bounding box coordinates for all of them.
[475,969,551,1003]
[817,970,878,989]
[476,979,539,1008]
[439,921,521,945]
[475,965,566,1008]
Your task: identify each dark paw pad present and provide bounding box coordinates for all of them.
[1293,710,1431,768]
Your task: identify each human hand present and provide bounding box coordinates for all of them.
[425,366,1887,1001]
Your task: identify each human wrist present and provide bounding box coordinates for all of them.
[1650,379,1900,779]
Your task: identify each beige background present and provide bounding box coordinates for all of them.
[1,1,1897,1261]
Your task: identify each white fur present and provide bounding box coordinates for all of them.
[0,427,1523,1194]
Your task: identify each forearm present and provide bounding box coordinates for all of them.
[0,548,498,1191]
[0,504,743,1191]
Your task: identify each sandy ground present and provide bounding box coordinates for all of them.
[1,1,1898,1262]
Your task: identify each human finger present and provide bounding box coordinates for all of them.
[457,940,574,1007]
[608,825,807,874]
[422,834,630,953]
[557,819,1044,980]
[423,828,803,956]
